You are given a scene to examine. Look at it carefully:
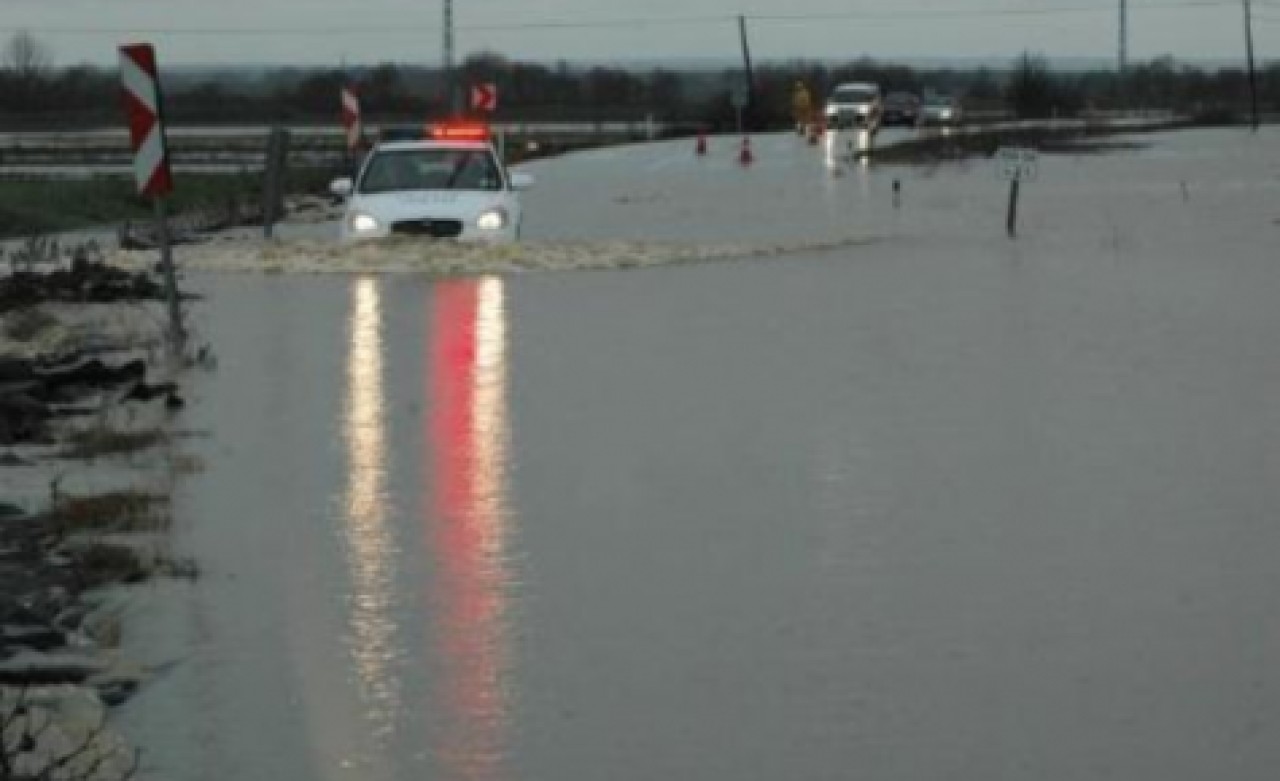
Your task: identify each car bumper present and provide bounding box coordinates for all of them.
[825,109,879,129]
[340,218,519,243]
[920,112,960,125]
[340,227,518,243]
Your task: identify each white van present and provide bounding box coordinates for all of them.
[824,82,883,131]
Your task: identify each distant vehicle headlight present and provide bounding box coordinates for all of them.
[349,212,380,233]
[476,208,508,231]
[940,108,953,120]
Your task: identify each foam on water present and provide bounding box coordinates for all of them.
[108,234,878,276]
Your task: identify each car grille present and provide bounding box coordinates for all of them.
[390,218,464,238]
[831,108,870,127]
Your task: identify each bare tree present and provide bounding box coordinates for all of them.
[2,31,52,83]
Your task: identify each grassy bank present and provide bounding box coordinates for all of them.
[0,168,335,240]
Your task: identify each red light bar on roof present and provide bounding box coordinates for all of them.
[428,122,491,141]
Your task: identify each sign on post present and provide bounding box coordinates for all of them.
[995,147,1038,239]
[119,44,173,197]
[995,146,1038,182]
[119,43,182,350]
[471,83,498,112]
[341,86,362,154]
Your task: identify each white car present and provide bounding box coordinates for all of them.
[919,95,964,126]
[824,82,883,131]
[331,124,533,242]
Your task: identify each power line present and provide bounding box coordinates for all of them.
[19,1,1238,36]
[747,0,1233,22]
[18,18,727,36]
[1121,0,1129,74]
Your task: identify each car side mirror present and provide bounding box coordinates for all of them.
[510,172,535,191]
[329,177,353,198]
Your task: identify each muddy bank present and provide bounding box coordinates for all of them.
[860,120,1184,164]
[1,252,199,780]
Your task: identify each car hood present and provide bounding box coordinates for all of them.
[349,190,509,222]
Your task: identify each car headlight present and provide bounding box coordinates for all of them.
[348,212,380,233]
[476,208,508,231]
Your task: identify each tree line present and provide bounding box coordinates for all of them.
[2,32,1277,130]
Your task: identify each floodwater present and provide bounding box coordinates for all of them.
[119,127,1280,780]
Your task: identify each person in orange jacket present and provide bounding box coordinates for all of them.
[791,80,814,135]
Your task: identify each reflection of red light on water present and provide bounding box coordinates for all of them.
[432,282,478,530]
[428,277,509,780]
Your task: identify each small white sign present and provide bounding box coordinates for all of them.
[996,146,1038,181]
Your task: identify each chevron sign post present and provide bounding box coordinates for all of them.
[471,83,497,113]
[341,85,362,154]
[119,44,172,196]
[119,43,183,349]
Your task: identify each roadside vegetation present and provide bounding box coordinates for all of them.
[2,30,1276,132]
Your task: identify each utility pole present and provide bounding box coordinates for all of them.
[1118,0,1128,106]
[1119,0,1128,74]
[1244,0,1259,131]
[738,15,756,126]
[444,0,457,113]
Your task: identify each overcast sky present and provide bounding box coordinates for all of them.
[4,0,1277,67]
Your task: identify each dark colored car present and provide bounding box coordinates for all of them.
[881,92,921,127]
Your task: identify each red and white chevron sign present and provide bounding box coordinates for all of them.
[471,83,498,112]
[341,86,362,152]
[119,44,172,197]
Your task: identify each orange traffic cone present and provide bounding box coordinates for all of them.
[738,137,753,166]
[696,131,707,156]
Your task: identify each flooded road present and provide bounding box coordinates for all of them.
[119,128,1280,780]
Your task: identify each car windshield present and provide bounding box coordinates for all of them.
[832,87,877,102]
[358,148,503,194]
